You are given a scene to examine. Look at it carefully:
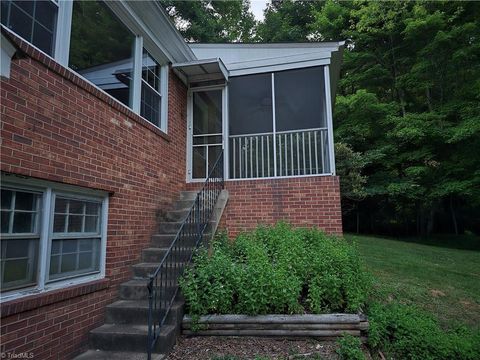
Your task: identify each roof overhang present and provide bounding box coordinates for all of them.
[172,58,229,85]
[105,1,195,64]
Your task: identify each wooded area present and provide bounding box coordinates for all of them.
[162,0,479,236]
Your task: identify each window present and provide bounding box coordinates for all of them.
[69,1,134,107]
[50,197,101,281]
[1,0,58,56]
[68,2,169,131]
[0,180,107,296]
[141,50,163,127]
[1,189,41,291]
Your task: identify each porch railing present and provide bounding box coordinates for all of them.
[229,128,330,179]
[147,151,224,359]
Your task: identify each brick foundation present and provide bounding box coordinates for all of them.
[220,176,343,238]
[1,33,187,359]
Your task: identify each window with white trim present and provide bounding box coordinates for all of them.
[141,49,163,128]
[1,0,58,56]
[0,181,108,295]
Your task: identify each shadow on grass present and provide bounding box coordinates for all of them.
[349,233,480,252]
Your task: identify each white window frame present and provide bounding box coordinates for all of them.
[131,36,169,132]
[0,0,73,66]
[0,175,108,302]
[2,1,170,134]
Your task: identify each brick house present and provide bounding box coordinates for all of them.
[0,1,343,359]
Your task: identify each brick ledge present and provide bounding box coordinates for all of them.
[0,278,110,318]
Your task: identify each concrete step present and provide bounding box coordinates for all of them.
[172,199,194,210]
[158,221,215,234]
[132,262,187,279]
[164,208,190,222]
[105,300,153,324]
[89,324,176,353]
[143,246,197,263]
[151,234,176,247]
[151,233,208,249]
[73,350,163,360]
[179,191,198,201]
[142,247,168,263]
[119,278,186,301]
[119,279,150,300]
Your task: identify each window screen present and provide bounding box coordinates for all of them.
[228,73,273,135]
[1,0,58,55]
[274,67,327,131]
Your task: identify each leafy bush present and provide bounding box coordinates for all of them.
[368,302,480,360]
[336,334,365,360]
[180,223,371,317]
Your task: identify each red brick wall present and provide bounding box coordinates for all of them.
[1,34,187,359]
[219,176,343,238]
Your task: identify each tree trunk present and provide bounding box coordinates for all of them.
[356,207,360,234]
[426,208,435,236]
[450,196,459,235]
[425,87,433,112]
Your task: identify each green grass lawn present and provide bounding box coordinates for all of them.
[347,234,480,329]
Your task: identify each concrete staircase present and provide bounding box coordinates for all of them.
[74,190,228,360]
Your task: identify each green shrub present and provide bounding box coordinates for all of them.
[180,223,371,318]
[368,302,480,360]
[336,334,365,360]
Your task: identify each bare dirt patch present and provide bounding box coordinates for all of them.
[167,336,341,359]
[429,289,446,298]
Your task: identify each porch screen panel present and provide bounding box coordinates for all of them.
[193,90,222,179]
[274,66,330,175]
[229,74,274,178]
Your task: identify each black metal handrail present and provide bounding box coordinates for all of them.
[147,151,224,359]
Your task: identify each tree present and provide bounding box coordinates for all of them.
[258,0,480,235]
[160,0,256,42]
[335,142,367,233]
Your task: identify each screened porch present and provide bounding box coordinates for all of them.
[180,63,336,182]
[228,65,332,179]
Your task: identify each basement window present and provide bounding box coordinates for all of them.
[0,177,108,299]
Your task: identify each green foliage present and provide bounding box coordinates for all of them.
[334,142,367,214]
[161,0,256,42]
[336,334,365,360]
[180,223,371,319]
[368,302,480,360]
[258,0,480,235]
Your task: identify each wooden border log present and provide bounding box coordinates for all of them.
[182,329,361,337]
[183,323,361,330]
[183,314,361,324]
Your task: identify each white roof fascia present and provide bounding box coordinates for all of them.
[189,42,344,49]
[105,1,196,64]
[229,58,330,77]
